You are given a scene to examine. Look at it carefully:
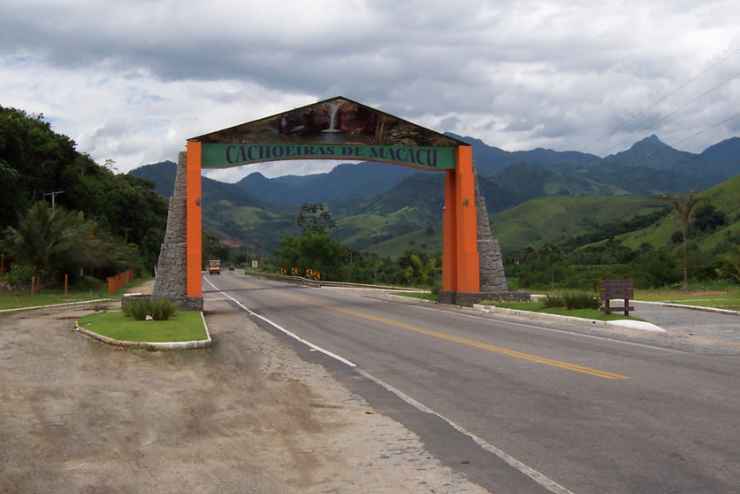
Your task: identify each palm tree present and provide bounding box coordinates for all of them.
[2,201,87,282]
[659,192,703,290]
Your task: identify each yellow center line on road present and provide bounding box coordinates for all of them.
[232,274,628,380]
[333,307,629,381]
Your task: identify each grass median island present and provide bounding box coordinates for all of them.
[79,310,207,343]
[482,301,639,321]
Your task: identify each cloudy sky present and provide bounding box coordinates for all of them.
[1,0,739,181]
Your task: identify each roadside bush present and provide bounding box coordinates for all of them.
[7,264,34,288]
[431,280,441,298]
[123,299,148,320]
[123,298,176,321]
[543,294,565,308]
[150,299,176,321]
[75,275,104,292]
[563,291,599,310]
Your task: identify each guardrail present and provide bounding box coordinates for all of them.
[242,270,425,292]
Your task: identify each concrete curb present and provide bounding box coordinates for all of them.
[472,304,669,333]
[74,311,212,350]
[0,298,114,315]
[472,304,609,327]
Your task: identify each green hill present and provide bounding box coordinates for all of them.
[492,196,668,253]
[202,200,297,254]
[126,135,739,261]
[617,175,740,252]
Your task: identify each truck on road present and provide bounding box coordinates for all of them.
[207,259,221,275]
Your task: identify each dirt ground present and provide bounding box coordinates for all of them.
[0,300,487,493]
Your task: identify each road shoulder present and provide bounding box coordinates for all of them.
[0,298,488,494]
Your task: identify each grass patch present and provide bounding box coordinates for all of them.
[395,291,436,302]
[0,275,152,311]
[78,310,207,343]
[634,287,740,310]
[0,290,109,310]
[482,301,638,321]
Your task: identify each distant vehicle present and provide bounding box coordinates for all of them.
[207,259,221,275]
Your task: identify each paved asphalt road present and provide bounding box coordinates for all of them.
[632,301,740,343]
[205,272,740,494]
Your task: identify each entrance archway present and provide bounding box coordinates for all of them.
[156,97,507,307]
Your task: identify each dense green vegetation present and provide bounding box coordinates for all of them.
[268,204,440,287]
[0,106,167,291]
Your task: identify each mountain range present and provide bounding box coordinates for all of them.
[130,134,739,256]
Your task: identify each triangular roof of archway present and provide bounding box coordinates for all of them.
[190,96,467,147]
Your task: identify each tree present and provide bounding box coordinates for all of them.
[693,203,726,232]
[398,250,437,286]
[3,202,90,281]
[660,192,703,290]
[296,203,335,234]
[0,106,167,273]
[2,201,138,284]
[718,247,740,283]
[202,231,229,266]
[273,231,346,280]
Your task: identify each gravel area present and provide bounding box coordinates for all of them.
[0,300,487,493]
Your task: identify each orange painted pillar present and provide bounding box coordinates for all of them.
[186,140,203,298]
[454,145,480,294]
[442,170,457,293]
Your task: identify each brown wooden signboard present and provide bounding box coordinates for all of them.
[599,279,634,316]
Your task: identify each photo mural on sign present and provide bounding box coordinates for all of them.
[195,97,463,170]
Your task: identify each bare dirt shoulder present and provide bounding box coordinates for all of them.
[0,301,487,493]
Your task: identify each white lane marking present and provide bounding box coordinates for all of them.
[357,369,577,494]
[203,277,357,368]
[407,303,686,354]
[212,275,576,493]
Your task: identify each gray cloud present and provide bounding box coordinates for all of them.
[1,0,739,178]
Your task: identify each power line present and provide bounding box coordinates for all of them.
[610,44,740,154]
[630,47,740,120]
[646,69,740,130]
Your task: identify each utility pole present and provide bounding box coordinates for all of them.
[43,190,64,210]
